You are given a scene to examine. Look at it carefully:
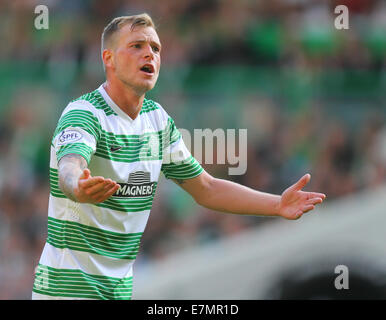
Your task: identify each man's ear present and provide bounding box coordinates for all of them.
[102,49,114,69]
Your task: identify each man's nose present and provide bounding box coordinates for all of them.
[143,44,154,59]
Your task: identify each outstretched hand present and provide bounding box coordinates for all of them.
[74,168,120,204]
[278,174,326,220]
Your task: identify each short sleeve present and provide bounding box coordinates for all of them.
[52,104,101,164]
[161,117,203,180]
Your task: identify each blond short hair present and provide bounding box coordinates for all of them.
[101,13,155,53]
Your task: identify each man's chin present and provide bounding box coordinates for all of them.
[139,80,157,93]
[122,80,156,96]
[136,83,154,95]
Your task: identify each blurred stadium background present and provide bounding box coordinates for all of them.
[0,0,386,299]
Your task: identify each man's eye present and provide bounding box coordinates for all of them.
[133,44,141,48]
[152,46,160,52]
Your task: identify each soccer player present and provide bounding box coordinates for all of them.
[32,13,326,300]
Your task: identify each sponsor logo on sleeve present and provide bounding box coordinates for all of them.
[58,130,83,145]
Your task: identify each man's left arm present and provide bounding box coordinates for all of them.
[173,171,326,220]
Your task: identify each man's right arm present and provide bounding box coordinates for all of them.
[58,153,119,203]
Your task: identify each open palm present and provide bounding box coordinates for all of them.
[278,174,326,220]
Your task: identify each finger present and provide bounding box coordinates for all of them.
[307,192,326,200]
[87,180,116,196]
[294,210,303,220]
[79,176,106,188]
[93,184,120,202]
[79,168,91,180]
[306,197,323,206]
[89,181,117,198]
[292,173,311,191]
[302,204,315,213]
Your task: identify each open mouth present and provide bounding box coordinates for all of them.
[140,64,155,74]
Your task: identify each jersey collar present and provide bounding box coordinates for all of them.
[97,84,138,123]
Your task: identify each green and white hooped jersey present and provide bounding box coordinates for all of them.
[32,84,203,300]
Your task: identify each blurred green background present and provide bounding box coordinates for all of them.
[0,0,385,299]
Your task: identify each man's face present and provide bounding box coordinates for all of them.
[108,24,161,95]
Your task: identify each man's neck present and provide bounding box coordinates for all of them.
[103,80,144,120]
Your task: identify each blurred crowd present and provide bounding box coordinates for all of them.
[0,0,385,299]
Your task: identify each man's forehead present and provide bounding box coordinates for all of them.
[119,24,160,44]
